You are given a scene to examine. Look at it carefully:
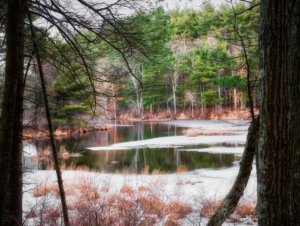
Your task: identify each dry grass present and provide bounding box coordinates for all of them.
[138,195,164,217]
[120,184,135,195]
[164,217,182,226]
[235,203,256,219]
[176,165,188,173]
[33,184,59,197]
[200,199,256,222]
[31,181,195,226]
[141,165,150,174]
[165,200,193,219]
[200,200,222,217]
[30,179,257,226]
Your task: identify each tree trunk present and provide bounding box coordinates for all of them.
[29,12,70,226]
[172,78,177,116]
[257,1,290,225]
[207,117,259,226]
[0,1,25,225]
[7,62,25,226]
[288,0,300,225]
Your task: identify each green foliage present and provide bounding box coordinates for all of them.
[53,104,89,126]
[36,2,260,121]
[48,36,95,125]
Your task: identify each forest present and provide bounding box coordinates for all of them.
[0,2,259,126]
[0,0,300,226]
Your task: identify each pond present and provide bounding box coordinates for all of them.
[23,120,247,174]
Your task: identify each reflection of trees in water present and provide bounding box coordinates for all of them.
[25,123,237,173]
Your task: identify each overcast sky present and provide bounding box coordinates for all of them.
[154,0,226,11]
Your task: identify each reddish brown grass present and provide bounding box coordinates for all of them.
[138,195,164,217]
[200,200,256,221]
[165,200,193,219]
[120,184,135,195]
[200,200,222,217]
[176,165,188,173]
[235,203,256,219]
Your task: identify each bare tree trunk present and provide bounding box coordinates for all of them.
[0,1,25,225]
[288,0,300,225]
[233,88,237,109]
[172,80,177,116]
[207,117,259,226]
[257,1,290,225]
[7,61,25,226]
[29,13,70,226]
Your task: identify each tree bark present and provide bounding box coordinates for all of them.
[0,1,25,225]
[7,64,25,226]
[257,1,290,225]
[207,117,259,226]
[288,0,300,225]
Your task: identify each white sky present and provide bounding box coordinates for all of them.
[154,0,226,11]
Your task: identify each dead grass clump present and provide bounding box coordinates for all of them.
[234,203,256,219]
[76,179,100,201]
[120,184,135,195]
[200,200,256,222]
[142,165,150,174]
[33,184,58,197]
[109,194,141,225]
[109,194,135,215]
[152,168,163,175]
[165,200,193,219]
[101,184,110,193]
[200,200,222,217]
[42,207,61,225]
[164,217,181,226]
[138,195,164,217]
[176,165,188,173]
[33,183,75,198]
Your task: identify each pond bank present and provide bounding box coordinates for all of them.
[119,108,258,122]
[23,125,110,140]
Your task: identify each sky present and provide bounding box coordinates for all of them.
[154,0,226,11]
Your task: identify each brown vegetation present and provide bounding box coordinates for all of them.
[28,180,257,226]
[23,125,110,140]
[29,181,194,226]
[119,108,258,122]
[200,199,256,222]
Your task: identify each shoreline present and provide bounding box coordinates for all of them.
[23,108,255,141]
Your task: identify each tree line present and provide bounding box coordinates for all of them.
[15,2,260,125]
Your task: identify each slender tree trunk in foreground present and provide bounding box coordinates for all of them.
[29,13,70,226]
[0,1,25,225]
[207,117,259,226]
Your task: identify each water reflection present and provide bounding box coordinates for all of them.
[65,148,236,173]
[23,122,243,174]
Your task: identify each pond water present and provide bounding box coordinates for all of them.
[23,121,247,174]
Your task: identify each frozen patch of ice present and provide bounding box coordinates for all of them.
[161,120,250,131]
[179,147,244,154]
[87,134,247,151]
